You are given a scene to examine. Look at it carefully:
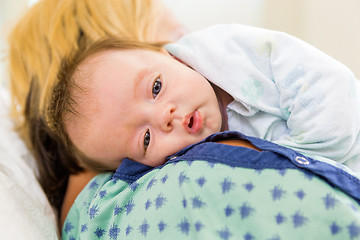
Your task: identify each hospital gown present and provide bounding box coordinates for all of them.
[62,131,360,239]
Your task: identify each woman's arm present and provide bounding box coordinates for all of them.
[60,170,98,227]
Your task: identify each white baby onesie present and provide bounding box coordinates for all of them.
[166,24,360,171]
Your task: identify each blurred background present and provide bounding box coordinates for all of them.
[1,0,359,87]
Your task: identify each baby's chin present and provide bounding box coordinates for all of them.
[146,158,168,167]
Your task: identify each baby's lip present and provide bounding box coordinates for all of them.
[183,110,203,134]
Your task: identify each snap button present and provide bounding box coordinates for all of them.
[295,156,309,165]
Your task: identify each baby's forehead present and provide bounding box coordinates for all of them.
[74,50,113,84]
[79,49,114,69]
[74,47,168,88]
[86,47,165,64]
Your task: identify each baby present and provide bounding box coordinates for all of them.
[49,24,360,172]
[50,38,229,171]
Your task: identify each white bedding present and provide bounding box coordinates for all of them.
[0,87,58,239]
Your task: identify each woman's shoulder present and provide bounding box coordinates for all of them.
[63,149,360,240]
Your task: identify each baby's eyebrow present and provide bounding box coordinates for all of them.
[134,68,151,97]
[135,130,147,160]
[122,126,141,162]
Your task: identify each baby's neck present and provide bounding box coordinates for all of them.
[211,84,234,131]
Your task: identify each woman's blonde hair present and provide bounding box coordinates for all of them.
[7,0,173,213]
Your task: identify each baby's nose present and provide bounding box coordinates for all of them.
[158,104,176,132]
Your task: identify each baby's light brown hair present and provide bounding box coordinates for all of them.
[47,38,166,171]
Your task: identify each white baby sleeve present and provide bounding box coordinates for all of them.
[264,28,360,169]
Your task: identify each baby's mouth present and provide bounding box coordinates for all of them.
[184,110,202,134]
[188,117,194,128]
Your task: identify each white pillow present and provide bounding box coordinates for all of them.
[0,86,59,239]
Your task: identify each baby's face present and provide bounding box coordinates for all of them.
[67,49,222,169]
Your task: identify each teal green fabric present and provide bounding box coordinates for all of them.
[62,160,360,239]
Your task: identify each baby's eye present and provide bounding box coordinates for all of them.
[152,78,162,98]
[144,130,151,152]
